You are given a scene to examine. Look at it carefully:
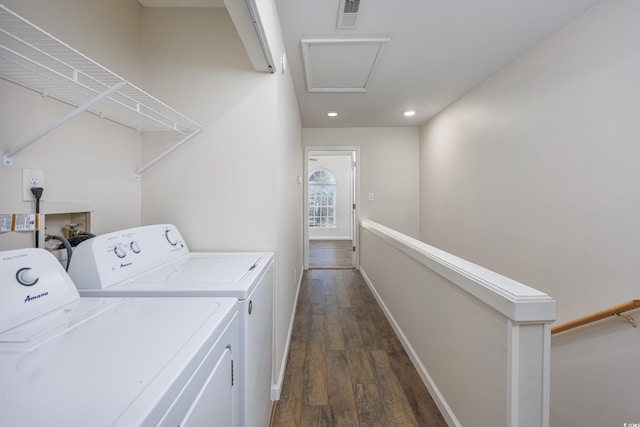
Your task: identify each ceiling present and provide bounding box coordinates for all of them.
[139,0,601,128]
[277,0,601,128]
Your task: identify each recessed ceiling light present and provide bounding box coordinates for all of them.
[403,110,416,117]
[326,111,338,117]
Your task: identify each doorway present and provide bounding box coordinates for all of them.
[304,146,359,270]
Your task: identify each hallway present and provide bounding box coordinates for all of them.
[273,268,448,426]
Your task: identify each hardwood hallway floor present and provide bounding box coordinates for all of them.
[308,240,353,269]
[273,268,448,427]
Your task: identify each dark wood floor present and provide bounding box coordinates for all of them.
[309,240,353,269]
[273,268,448,427]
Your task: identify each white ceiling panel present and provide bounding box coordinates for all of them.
[302,38,389,92]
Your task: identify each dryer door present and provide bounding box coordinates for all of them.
[158,314,239,427]
[181,347,233,427]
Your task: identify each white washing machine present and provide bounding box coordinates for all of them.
[0,247,240,427]
[68,224,274,427]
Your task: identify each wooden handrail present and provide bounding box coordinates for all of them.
[551,299,640,335]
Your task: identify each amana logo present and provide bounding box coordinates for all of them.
[24,292,49,303]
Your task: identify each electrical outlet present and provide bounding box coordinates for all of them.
[22,169,45,201]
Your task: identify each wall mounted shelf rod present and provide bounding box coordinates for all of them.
[135,128,203,177]
[3,81,126,166]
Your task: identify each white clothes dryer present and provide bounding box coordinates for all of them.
[0,248,240,427]
[68,224,274,427]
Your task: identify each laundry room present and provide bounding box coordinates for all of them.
[2,0,640,426]
[0,1,303,425]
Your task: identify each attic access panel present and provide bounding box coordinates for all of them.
[301,38,389,92]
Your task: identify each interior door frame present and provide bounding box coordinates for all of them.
[304,146,360,270]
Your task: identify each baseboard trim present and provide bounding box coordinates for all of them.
[271,266,304,401]
[359,266,461,427]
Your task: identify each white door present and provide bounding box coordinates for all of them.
[304,147,359,269]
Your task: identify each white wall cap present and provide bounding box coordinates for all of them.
[361,219,556,323]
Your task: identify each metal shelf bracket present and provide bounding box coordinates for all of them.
[3,82,127,166]
[135,128,203,177]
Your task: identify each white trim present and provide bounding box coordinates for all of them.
[304,146,360,270]
[360,219,556,322]
[507,322,520,426]
[360,267,461,427]
[541,323,552,427]
[271,267,303,401]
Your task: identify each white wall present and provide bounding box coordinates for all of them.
[138,4,303,398]
[273,54,304,400]
[0,0,143,250]
[308,155,352,239]
[140,7,276,251]
[418,0,640,425]
[303,127,420,238]
[266,0,305,399]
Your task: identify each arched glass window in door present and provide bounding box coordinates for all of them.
[308,169,336,228]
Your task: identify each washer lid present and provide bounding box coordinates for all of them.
[0,296,238,426]
[140,253,262,283]
[85,253,272,300]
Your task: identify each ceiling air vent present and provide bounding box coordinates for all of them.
[337,0,361,29]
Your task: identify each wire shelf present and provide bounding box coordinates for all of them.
[0,4,203,172]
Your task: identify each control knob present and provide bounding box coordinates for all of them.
[130,241,141,254]
[16,267,39,286]
[165,229,178,246]
[114,244,127,259]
